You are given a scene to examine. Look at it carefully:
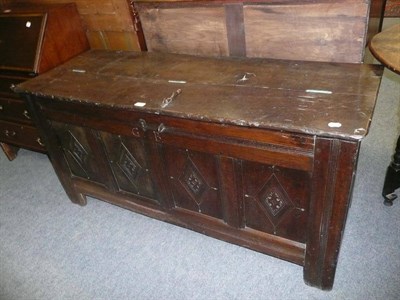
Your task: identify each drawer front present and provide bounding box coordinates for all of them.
[0,97,33,124]
[0,75,28,99]
[0,120,45,151]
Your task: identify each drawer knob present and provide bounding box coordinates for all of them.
[0,105,3,111]
[36,137,45,147]
[5,130,16,137]
[23,110,31,119]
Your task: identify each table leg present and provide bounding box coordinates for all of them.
[382,135,400,206]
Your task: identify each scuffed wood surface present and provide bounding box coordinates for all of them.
[15,50,383,140]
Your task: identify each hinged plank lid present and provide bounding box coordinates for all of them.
[14,50,384,141]
[133,0,376,63]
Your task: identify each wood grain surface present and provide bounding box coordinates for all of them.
[370,24,400,74]
[14,50,384,140]
[135,0,373,62]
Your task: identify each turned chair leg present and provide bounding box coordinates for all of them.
[382,135,400,206]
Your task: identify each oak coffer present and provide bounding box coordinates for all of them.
[0,3,89,160]
[15,50,383,290]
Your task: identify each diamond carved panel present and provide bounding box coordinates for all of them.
[179,158,207,206]
[257,174,294,227]
[67,131,89,170]
[116,143,143,187]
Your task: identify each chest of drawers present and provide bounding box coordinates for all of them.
[0,3,89,160]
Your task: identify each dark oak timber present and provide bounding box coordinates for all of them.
[304,138,360,289]
[224,3,246,57]
[16,50,383,290]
